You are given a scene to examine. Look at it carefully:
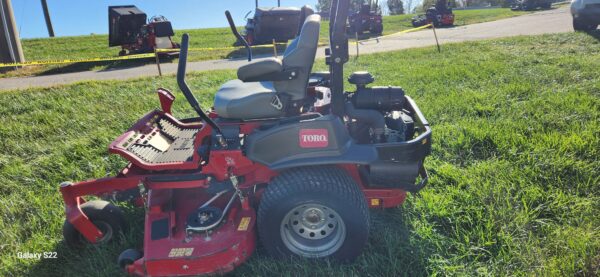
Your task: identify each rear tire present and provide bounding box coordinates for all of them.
[257,166,369,261]
[573,18,596,31]
[370,24,383,35]
[62,200,127,248]
[118,249,142,269]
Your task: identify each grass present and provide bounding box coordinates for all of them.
[1,31,599,276]
[1,8,531,79]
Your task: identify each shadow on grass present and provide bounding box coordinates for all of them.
[35,55,179,77]
[25,205,144,277]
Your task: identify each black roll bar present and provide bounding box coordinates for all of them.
[177,34,225,137]
[329,0,350,117]
[225,10,252,61]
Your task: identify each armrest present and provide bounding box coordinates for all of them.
[237,58,282,81]
[237,58,300,82]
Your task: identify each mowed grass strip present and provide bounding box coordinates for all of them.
[1,31,599,276]
[1,8,531,79]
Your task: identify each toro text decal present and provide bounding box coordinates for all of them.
[299,129,329,148]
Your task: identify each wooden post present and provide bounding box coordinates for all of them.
[355,31,359,59]
[431,24,441,53]
[272,39,277,57]
[154,49,162,76]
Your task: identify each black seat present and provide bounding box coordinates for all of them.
[213,14,321,120]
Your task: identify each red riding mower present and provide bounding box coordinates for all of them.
[109,5,180,56]
[60,0,431,276]
[347,0,384,36]
[411,0,455,28]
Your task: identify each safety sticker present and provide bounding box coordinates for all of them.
[168,247,194,258]
[237,217,251,231]
[371,199,381,206]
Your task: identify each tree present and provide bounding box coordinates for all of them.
[420,0,457,10]
[316,0,332,12]
[387,0,405,14]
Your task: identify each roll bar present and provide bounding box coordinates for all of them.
[225,10,252,61]
[177,34,226,142]
[329,0,350,117]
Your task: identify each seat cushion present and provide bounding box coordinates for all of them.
[214,80,285,120]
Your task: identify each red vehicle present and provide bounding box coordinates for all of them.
[108,6,179,56]
[60,1,431,276]
[347,0,384,35]
[411,0,455,28]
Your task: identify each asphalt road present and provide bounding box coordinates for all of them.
[0,8,574,91]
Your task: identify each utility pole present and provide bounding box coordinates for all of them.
[0,0,25,70]
[41,0,54,37]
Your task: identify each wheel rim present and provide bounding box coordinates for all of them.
[79,221,113,244]
[280,203,346,258]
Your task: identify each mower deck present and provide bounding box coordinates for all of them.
[128,188,256,276]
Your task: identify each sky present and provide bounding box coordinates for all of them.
[12,0,325,39]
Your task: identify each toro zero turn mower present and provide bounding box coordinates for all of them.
[109,5,179,56]
[347,0,384,36]
[60,0,431,276]
[412,0,455,27]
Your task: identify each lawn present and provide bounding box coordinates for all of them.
[1,8,530,78]
[0,31,598,276]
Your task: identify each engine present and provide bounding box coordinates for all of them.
[345,71,415,144]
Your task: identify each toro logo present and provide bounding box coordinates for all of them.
[299,129,329,148]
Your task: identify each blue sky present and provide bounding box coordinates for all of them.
[13,0,324,39]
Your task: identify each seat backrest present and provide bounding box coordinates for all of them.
[273,14,321,101]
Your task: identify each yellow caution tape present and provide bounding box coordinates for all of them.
[0,25,432,69]
[0,53,156,68]
[356,24,432,44]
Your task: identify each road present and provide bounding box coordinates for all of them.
[0,8,573,91]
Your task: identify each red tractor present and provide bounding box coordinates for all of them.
[60,0,431,276]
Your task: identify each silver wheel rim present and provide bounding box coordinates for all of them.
[79,221,113,244]
[280,203,346,258]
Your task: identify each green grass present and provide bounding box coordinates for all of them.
[1,8,531,79]
[1,31,599,276]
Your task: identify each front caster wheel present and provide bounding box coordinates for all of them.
[62,200,127,248]
[118,249,142,269]
[258,166,370,261]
